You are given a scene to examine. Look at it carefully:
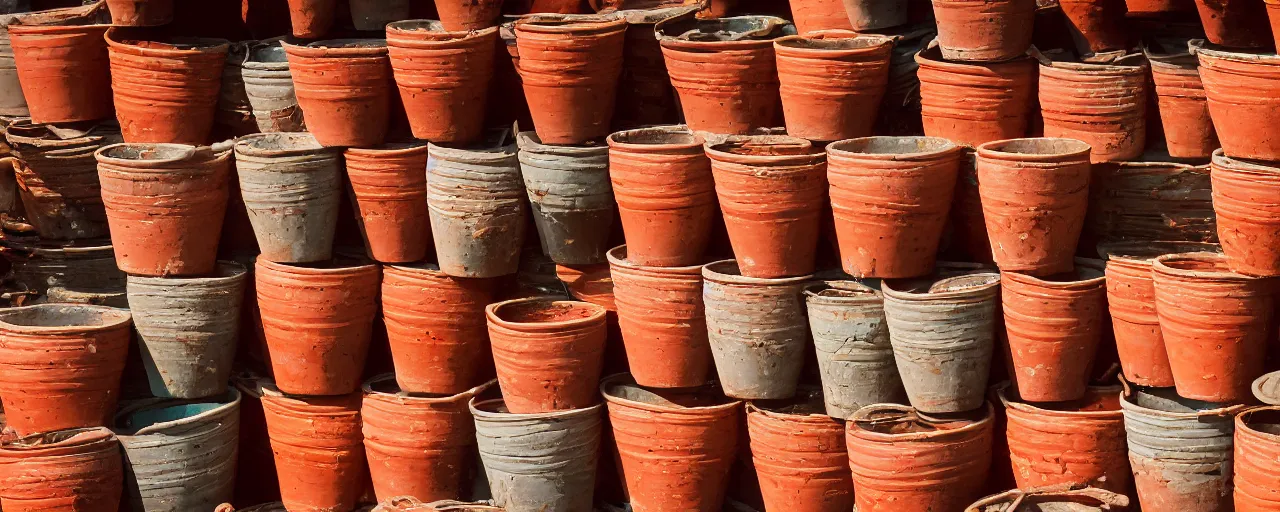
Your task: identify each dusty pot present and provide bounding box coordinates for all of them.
[0,11,30,116]
[847,403,994,512]
[977,138,1091,275]
[602,374,741,512]
[350,0,409,30]
[0,427,123,512]
[1038,56,1149,163]
[705,136,826,278]
[381,264,495,394]
[607,126,714,266]
[774,34,893,141]
[788,0,854,32]
[966,487,1130,512]
[607,245,711,388]
[1002,267,1107,402]
[515,14,626,144]
[1193,0,1270,47]
[702,259,811,399]
[486,297,607,413]
[105,29,230,144]
[842,0,908,30]
[387,21,497,145]
[234,132,343,264]
[1211,149,1280,277]
[881,271,1000,413]
[998,383,1130,492]
[1194,41,1280,161]
[1144,41,1219,160]
[747,389,853,512]
[435,0,504,30]
[260,385,366,512]
[827,136,963,278]
[1152,252,1273,402]
[256,258,381,396]
[915,46,1038,147]
[930,0,1036,61]
[1235,406,1280,510]
[0,304,132,436]
[113,389,242,512]
[6,120,120,240]
[803,281,904,419]
[1058,0,1129,54]
[1087,161,1217,244]
[96,142,232,276]
[105,0,173,26]
[126,261,247,399]
[427,141,526,278]
[7,3,112,124]
[346,143,431,263]
[284,0,337,38]
[516,131,614,265]
[5,238,123,296]
[656,15,795,134]
[240,42,304,133]
[362,375,493,503]
[470,398,602,512]
[284,39,391,147]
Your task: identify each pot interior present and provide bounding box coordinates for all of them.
[0,304,127,328]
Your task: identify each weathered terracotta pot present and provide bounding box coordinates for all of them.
[435,0,503,30]
[4,238,123,297]
[350,0,409,30]
[787,0,854,32]
[1125,0,1196,16]
[803,281,904,419]
[847,403,994,512]
[7,4,112,124]
[1193,0,1270,47]
[515,15,625,144]
[1002,267,1107,402]
[1087,161,1217,244]
[235,133,343,264]
[842,0,907,29]
[998,383,1130,492]
[517,131,614,265]
[606,245,710,388]
[5,120,119,241]
[656,15,795,134]
[915,46,1038,147]
[240,42,304,133]
[426,141,526,278]
[930,0,1036,61]
[256,259,380,396]
[882,271,1000,413]
[362,375,493,503]
[1039,56,1148,163]
[774,34,892,141]
[1211,149,1280,277]
[346,143,431,264]
[284,39,391,148]
[260,385,366,512]
[105,30,229,145]
[106,0,173,26]
[705,136,825,278]
[601,374,739,512]
[607,126,714,266]
[470,398,602,512]
[747,389,853,512]
[977,138,1091,275]
[381,264,496,394]
[1145,42,1219,160]
[486,297,607,413]
[702,259,811,399]
[1058,0,1128,54]
[827,136,962,278]
[1194,41,1280,161]
[966,487,1130,512]
[95,143,232,276]
[0,427,123,512]
[387,21,496,145]
[1152,252,1273,402]
[1235,406,1280,510]
[284,0,337,38]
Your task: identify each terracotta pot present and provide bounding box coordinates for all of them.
[827,136,962,278]
[95,143,232,276]
[1002,267,1107,402]
[362,375,493,503]
[7,5,111,124]
[1125,0,1195,16]
[0,428,123,512]
[284,39,391,148]
[387,21,496,145]
[746,389,853,512]
[285,0,337,38]
[5,120,120,241]
[930,0,1036,61]
[656,15,794,134]
[847,403,994,512]
[346,143,431,264]
[1099,242,1221,387]
[803,281,904,419]
[705,135,825,278]
[976,138,1091,275]
[555,262,616,310]
[966,487,1130,512]
[606,245,710,388]
[1235,407,1280,510]
[998,383,1130,492]
[915,46,1038,148]
[1058,0,1128,54]
[606,126,713,266]
[4,238,123,298]
[516,131,614,265]
[105,0,173,26]
[486,297,607,413]
[842,0,908,29]
[1152,252,1273,402]
[381,264,496,394]
[260,385,366,512]
[1194,41,1280,160]
[515,15,625,144]
[1144,43,1219,160]
[1211,150,1280,277]
[470,398,602,511]
[786,0,853,32]
[0,304,131,436]
[702,259,811,399]
[1194,0,1270,47]
[435,0,503,30]
[1087,161,1217,244]
[774,34,892,141]
[256,259,381,396]
[601,374,741,512]
[426,141,526,278]
[1038,57,1148,163]
[611,6,697,130]
[234,133,343,264]
[105,30,229,145]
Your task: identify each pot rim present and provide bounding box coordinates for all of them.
[0,303,131,334]
[485,296,607,330]
[881,271,1001,301]
[966,487,1130,511]
[1253,371,1280,405]
[1119,381,1246,419]
[125,260,247,286]
[976,137,1091,163]
[0,426,116,453]
[995,381,1122,419]
[703,135,823,166]
[606,125,703,152]
[282,38,388,58]
[234,132,337,158]
[387,19,501,40]
[1212,148,1280,175]
[1096,241,1221,263]
[744,387,832,422]
[1001,267,1106,288]
[1038,53,1149,75]
[848,402,994,442]
[914,44,1037,73]
[606,245,703,274]
[701,259,813,286]
[513,14,626,34]
[468,396,604,420]
[255,258,379,277]
[345,142,430,159]
[9,22,109,35]
[258,382,363,408]
[113,387,243,436]
[802,280,882,303]
[362,373,497,404]
[773,33,894,56]
[1151,251,1258,282]
[516,131,608,156]
[1236,406,1280,442]
[826,136,962,162]
[104,28,231,55]
[1190,38,1280,64]
[654,14,795,48]
[599,373,741,414]
[427,141,519,161]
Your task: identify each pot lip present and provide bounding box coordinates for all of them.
[1237,407,1280,442]
[384,262,449,277]
[485,296,607,330]
[0,303,131,334]
[914,44,1037,72]
[344,141,430,159]
[362,373,497,404]
[1001,267,1106,288]
[703,135,824,166]
[516,131,608,156]
[881,270,1001,300]
[5,119,119,148]
[1096,241,1221,263]
[976,137,1091,163]
[234,132,337,158]
[112,387,242,436]
[606,245,703,274]
[9,21,109,34]
[849,402,995,441]
[773,33,894,56]
[701,259,813,286]
[1190,38,1280,64]
[0,426,116,453]
[1151,251,1257,281]
[95,142,200,166]
[606,125,704,152]
[513,13,626,34]
[1253,370,1280,405]
[802,279,882,303]
[468,396,604,420]
[125,260,247,286]
[995,381,1122,418]
[1038,52,1149,74]
[654,14,796,48]
[744,387,834,422]
[282,38,389,57]
[386,19,500,40]
[826,136,963,162]
[427,141,519,160]
[255,257,380,277]
[599,373,741,413]
[1142,41,1197,70]
[1211,147,1280,174]
[258,382,364,412]
[6,1,107,29]
[104,28,231,55]
[1119,380,1246,418]
[966,487,1130,511]
[610,4,701,24]
[1094,160,1204,174]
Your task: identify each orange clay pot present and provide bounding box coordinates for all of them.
[515,15,626,144]
[345,143,431,264]
[1058,0,1129,53]
[1002,266,1108,402]
[1211,150,1280,277]
[105,30,229,145]
[1235,407,1280,511]
[260,386,366,512]
[1195,0,1271,47]
[486,297,607,413]
[1145,44,1219,160]
[999,383,1131,493]
[0,428,123,512]
[386,21,497,145]
[607,245,711,388]
[284,0,337,38]
[746,390,853,512]
[435,0,504,30]
[284,39,391,148]
[774,34,892,142]
[930,0,1036,61]
[915,46,1038,148]
[1195,42,1280,161]
[1038,56,1148,164]
[105,0,174,26]
[8,6,112,124]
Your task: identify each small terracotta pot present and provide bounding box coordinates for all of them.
[1212,149,1280,277]
[1194,0,1270,47]
[256,259,381,396]
[915,46,1038,148]
[6,120,120,241]
[1195,41,1280,161]
[976,138,1091,276]
[387,21,497,145]
[1145,43,1219,160]
[789,0,855,32]
[1088,161,1217,243]
[486,297,607,413]
[930,0,1036,61]
[105,0,174,26]
[774,34,893,142]
[999,383,1130,492]
[826,136,963,278]
[105,30,230,145]
[803,281,904,419]
[471,398,602,511]
[607,245,711,388]
[555,262,616,311]
[517,131,614,265]
[8,5,112,124]
[1152,252,1274,402]
[601,374,741,512]
[842,0,908,29]
[260,386,366,512]
[284,39,391,148]
[515,15,626,144]
[0,428,123,512]
[435,0,503,30]
[847,403,994,512]
[426,142,526,278]
[234,133,344,264]
[966,487,1130,512]
[285,0,337,38]
[1235,407,1280,510]
[345,143,432,264]
[1002,266,1108,402]
[747,390,853,512]
[381,264,497,394]
[705,135,826,279]
[1058,0,1128,54]
[1038,56,1148,163]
